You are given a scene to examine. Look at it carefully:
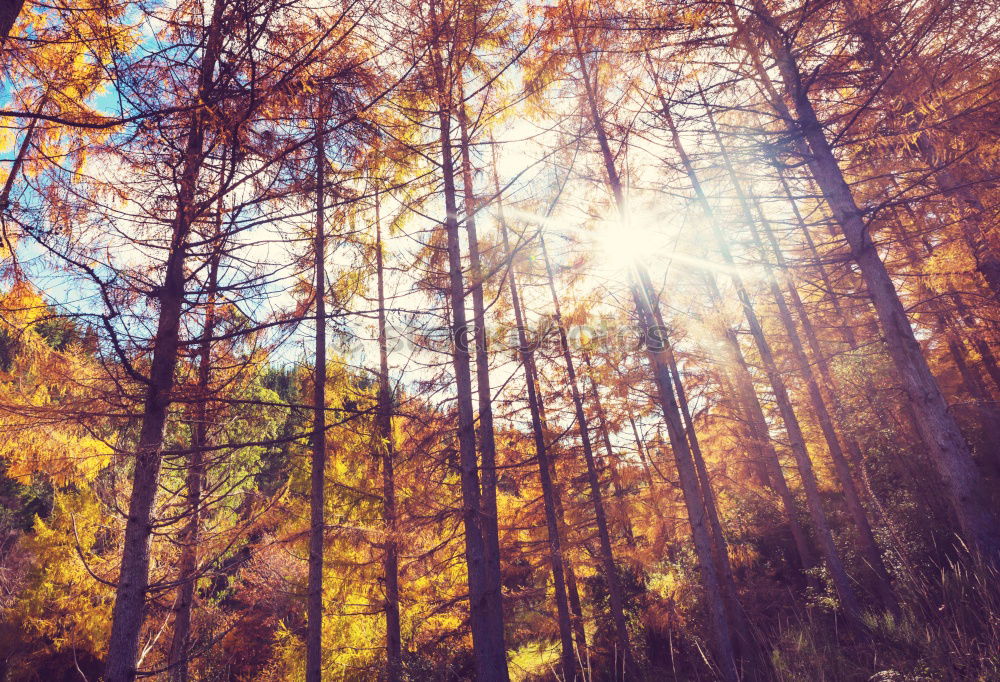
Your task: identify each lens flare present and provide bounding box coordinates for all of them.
[594,215,653,271]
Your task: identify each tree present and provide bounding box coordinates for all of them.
[0,0,25,47]
[741,0,1000,557]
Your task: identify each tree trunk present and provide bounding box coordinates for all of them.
[749,0,1000,557]
[167,189,225,682]
[632,274,740,682]
[658,94,862,620]
[431,38,508,674]
[375,194,403,682]
[648,283,750,647]
[566,7,737,672]
[457,103,506,644]
[703,99,897,610]
[530,355,589,658]
[104,6,224,679]
[306,125,327,682]
[0,0,24,48]
[655,87,816,574]
[536,230,634,673]
[498,210,577,681]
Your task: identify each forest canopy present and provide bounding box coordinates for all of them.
[1,0,999,680]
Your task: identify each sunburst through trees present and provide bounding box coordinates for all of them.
[2,0,1000,680]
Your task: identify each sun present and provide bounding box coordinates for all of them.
[593,212,657,272]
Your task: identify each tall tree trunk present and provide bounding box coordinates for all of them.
[490,150,588,653]
[375,193,403,682]
[565,7,737,673]
[650,284,750,644]
[748,0,1000,557]
[0,0,24,48]
[646,60,813,576]
[430,34,508,674]
[652,82,816,576]
[104,6,224,679]
[840,0,1000,306]
[755,193,903,606]
[167,189,225,682]
[702,99,896,609]
[306,125,327,682]
[657,95,862,620]
[536,230,634,673]
[498,210,578,681]
[632,274,740,682]
[529,353,589,657]
[456,103,506,643]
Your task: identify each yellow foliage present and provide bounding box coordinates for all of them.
[2,488,116,670]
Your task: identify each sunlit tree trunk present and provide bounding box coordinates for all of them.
[456,103,506,641]
[374,193,403,682]
[748,0,1000,557]
[429,18,508,672]
[497,209,578,681]
[536,230,634,670]
[663,100,863,620]
[104,6,224,679]
[631,275,739,681]
[306,124,327,682]
[648,81,815,577]
[754,197,901,606]
[645,278,750,647]
[528,354,589,656]
[167,189,225,682]
[703,100,897,610]
[563,11,737,677]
